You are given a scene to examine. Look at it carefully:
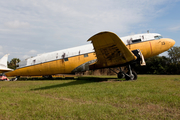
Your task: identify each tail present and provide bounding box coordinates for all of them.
[0,54,9,68]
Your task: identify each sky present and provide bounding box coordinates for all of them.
[0,0,180,61]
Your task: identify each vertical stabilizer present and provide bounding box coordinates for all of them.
[0,54,9,68]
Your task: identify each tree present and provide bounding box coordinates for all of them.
[134,56,170,74]
[168,46,180,64]
[8,58,21,70]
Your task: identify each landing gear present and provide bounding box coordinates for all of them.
[117,72,125,79]
[14,76,20,81]
[111,65,137,80]
[124,65,137,80]
[42,75,53,79]
[9,76,19,81]
[124,70,137,80]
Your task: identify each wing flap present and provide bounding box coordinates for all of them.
[88,31,136,69]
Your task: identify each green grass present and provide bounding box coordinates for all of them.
[0,75,180,119]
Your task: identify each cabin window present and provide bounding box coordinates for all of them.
[132,39,141,43]
[33,59,36,64]
[84,54,88,57]
[64,58,68,62]
[56,53,58,59]
[154,36,163,40]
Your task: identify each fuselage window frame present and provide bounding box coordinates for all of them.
[64,58,68,62]
[33,59,36,64]
[84,54,88,57]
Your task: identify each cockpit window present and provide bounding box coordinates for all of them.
[154,36,163,40]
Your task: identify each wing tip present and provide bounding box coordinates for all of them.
[87,31,113,42]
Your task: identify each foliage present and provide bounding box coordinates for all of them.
[168,46,180,64]
[134,46,180,74]
[135,56,170,74]
[8,58,21,70]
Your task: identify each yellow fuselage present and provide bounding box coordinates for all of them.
[5,38,175,77]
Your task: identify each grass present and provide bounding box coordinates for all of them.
[0,75,180,119]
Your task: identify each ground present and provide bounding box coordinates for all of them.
[0,75,180,119]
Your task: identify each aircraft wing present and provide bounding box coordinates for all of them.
[87,31,137,69]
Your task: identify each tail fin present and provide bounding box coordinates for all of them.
[0,54,9,68]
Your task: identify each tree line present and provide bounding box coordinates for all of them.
[7,46,180,75]
[135,46,180,74]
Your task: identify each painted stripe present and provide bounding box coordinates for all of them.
[149,41,153,54]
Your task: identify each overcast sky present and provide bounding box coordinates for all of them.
[0,0,180,61]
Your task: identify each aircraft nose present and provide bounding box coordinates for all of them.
[169,39,175,48]
[163,38,175,48]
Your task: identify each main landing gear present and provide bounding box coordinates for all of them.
[110,65,137,80]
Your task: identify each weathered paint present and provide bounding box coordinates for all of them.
[6,52,96,76]
[5,32,175,77]
[21,44,94,68]
[87,32,137,69]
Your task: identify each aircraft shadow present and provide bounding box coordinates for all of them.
[31,77,121,90]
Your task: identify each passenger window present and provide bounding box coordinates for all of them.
[84,54,88,57]
[56,53,58,59]
[64,58,68,61]
[33,59,36,64]
[132,39,141,43]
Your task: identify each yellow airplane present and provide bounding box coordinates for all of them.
[5,31,175,80]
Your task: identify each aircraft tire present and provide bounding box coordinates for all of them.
[117,72,125,79]
[125,71,137,80]
[15,76,20,81]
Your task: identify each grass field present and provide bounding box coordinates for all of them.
[0,75,180,120]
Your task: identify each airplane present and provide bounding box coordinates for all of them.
[0,54,13,73]
[5,31,175,80]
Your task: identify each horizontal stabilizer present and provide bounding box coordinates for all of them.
[0,54,13,73]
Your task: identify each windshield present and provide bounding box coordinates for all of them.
[154,36,163,40]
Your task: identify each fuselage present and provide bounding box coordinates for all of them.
[5,33,175,77]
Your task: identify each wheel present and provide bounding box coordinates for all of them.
[125,70,137,80]
[43,75,53,79]
[117,72,125,79]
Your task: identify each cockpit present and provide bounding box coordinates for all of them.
[122,33,163,45]
[154,36,163,40]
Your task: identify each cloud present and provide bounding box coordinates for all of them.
[0,0,170,35]
[0,52,3,56]
[168,25,180,31]
[0,0,178,60]
[28,50,37,55]
[22,55,30,59]
[21,50,38,59]
[4,20,30,29]
[0,46,3,56]
[0,46,2,51]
